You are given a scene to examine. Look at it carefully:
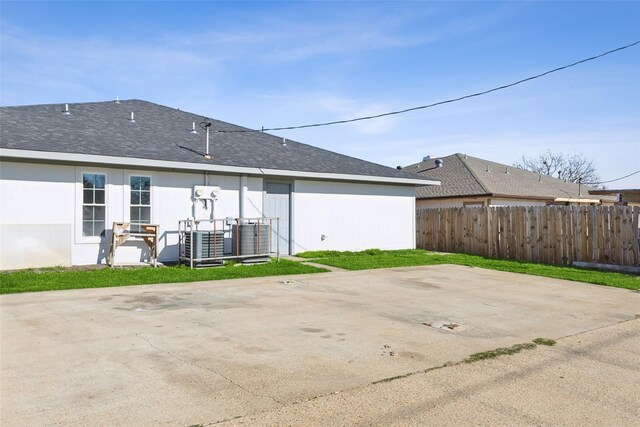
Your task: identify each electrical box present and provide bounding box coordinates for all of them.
[193,185,220,200]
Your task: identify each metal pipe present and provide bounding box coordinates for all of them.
[578,178,582,197]
[178,221,182,263]
[235,219,240,256]
[205,125,210,158]
[269,218,273,255]
[189,220,194,270]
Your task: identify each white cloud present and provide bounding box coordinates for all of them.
[0,24,217,105]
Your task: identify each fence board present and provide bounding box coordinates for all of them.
[440,208,445,251]
[603,207,611,264]
[416,205,639,266]
[500,207,507,259]
[559,207,567,265]
[574,207,582,264]
[515,207,522,260]
[591,206,599,263]
[528,207,537,263]
[473,208,480,255]
[612,206,622,265]
[626,207,640,265]
[622,209,633,264]
[584,207,591,261]
[490,209,498,258]
[548,207,557,264]
[565,207,574,265]
[542,208,549,264]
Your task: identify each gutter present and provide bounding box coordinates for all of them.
[416,193,609,204]
[552,197,603,204]
[1,148,439,186]
[257,167,439,186]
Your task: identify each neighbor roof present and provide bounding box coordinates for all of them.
[588,189,640,195]
[404,153,601,200]
[0,99,434,184]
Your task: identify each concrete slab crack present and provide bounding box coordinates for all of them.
[300,260,346,272]
[132,331,283,406]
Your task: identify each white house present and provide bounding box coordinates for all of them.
[0,99,438,269]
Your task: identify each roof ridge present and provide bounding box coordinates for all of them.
[455,153,491,194]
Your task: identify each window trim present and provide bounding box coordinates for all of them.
[75,168,108,244]
[125,172,153,231]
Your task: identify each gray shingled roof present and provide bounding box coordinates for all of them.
[0,99,429,181]
[404,153,600,200]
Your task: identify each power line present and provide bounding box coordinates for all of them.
[217,40,639,134]
[584,169,640,185]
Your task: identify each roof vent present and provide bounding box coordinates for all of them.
[190,122,198,134]
[396,166,402,170]
[419,159,443,173]
[539,174,542,182]
[486,164,490,173]
[62,104,71,115]
[423,155,431,162]
[114,96,120,104]
[504,166,509,174]
[201,120,212,159]
[128,112,135,123]
[282,137,287,147]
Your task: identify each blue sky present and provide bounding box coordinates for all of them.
[2,1,639,186]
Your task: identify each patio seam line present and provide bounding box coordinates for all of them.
[132,331,284,407]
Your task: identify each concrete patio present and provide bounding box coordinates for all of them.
[1,264,638,426]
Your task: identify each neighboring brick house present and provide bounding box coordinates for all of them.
[403,153,614,208]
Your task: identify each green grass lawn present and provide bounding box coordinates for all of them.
[296,249,640,290]
[0,259,328,294]
[3,249,637,295]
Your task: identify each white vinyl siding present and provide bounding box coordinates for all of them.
[292,180,416,253]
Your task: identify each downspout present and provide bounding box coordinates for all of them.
[239,174,248,219]
[412,193,416,249]
[205,171,211,220]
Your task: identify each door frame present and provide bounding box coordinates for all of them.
[262,179,293,255]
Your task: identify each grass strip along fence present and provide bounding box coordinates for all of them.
[296,249,640,290]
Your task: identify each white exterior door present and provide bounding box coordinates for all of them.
[264,183,290,255]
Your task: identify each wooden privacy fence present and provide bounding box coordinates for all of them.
[416,206,640,266]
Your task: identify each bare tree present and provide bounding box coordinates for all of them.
[514,150,601,186]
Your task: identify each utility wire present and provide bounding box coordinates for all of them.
[584,169,640,185]
[216,40,639,134]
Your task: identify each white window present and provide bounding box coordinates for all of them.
[130,176,151,232]
[82,173,106,237]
